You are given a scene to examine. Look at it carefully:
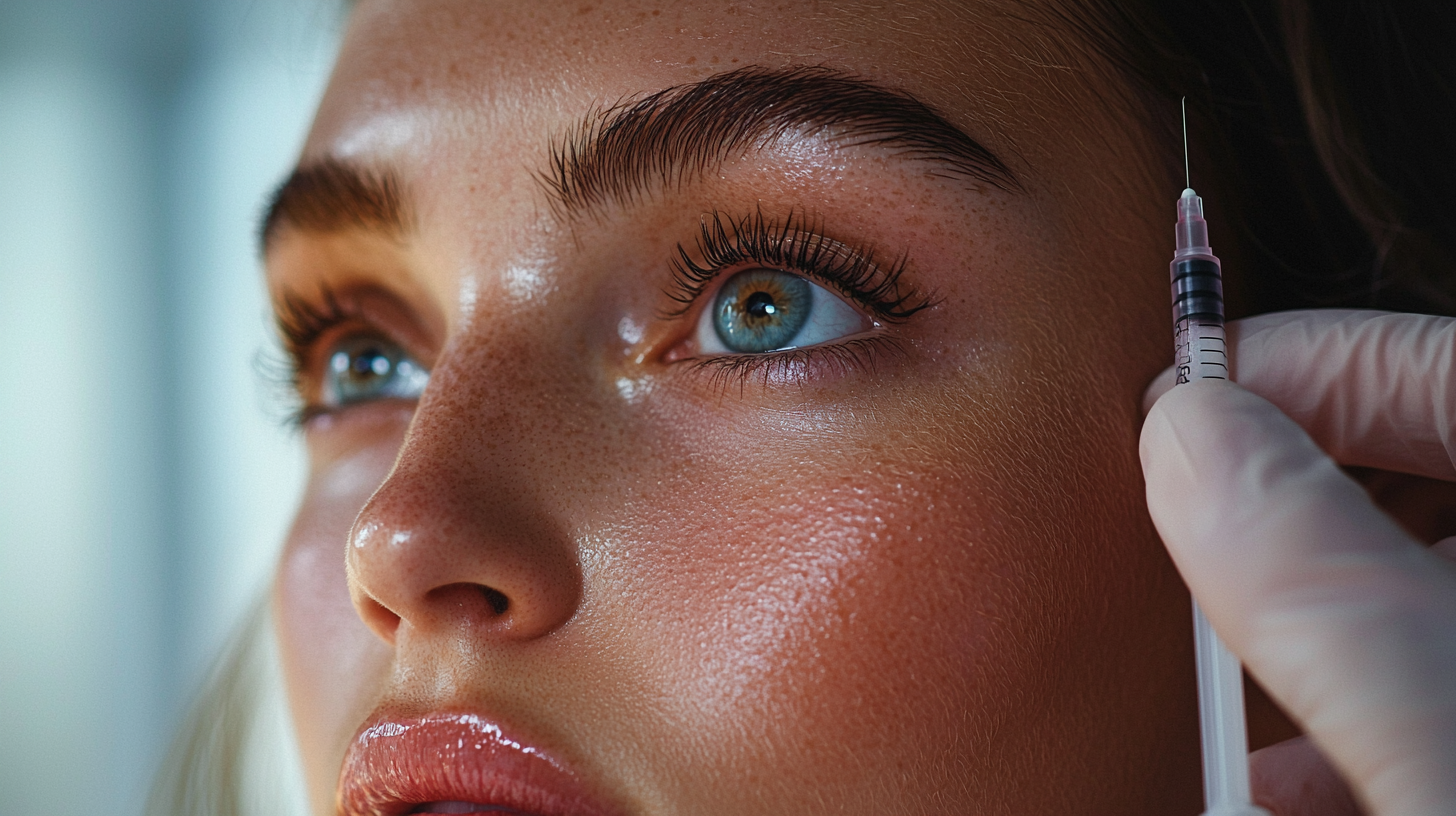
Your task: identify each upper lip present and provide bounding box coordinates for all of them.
[338,711,622,816]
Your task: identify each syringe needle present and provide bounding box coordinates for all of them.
[1182,96,1191,189]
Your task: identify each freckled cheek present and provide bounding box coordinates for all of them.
[597,457,1045,783]
[275,524,389,805]
[272,417,404,808]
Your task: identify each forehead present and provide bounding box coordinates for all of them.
[305,0,1086,169]
[289,0,1168,329]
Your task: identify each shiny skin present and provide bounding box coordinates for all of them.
[269,1,1201,813]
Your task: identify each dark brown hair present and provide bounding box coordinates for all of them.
[1075,0,1456,317]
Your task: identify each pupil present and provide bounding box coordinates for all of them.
[352,350,388,379]
[744,291,778,320]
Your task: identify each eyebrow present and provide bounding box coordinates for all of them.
[543,65,1019,216]
[260,65,1018,252]
[260,160,409,252]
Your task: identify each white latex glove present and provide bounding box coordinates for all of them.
[1140,310,1456,816]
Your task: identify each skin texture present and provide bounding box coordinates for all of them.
[268,1,1210,813]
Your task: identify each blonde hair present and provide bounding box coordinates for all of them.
[146,595,310,816]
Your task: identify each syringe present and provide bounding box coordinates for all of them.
[1170,101,1269,816]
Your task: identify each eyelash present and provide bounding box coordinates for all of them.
[271,285,356,426]
[665,208,933,386]
[666,208,930,321]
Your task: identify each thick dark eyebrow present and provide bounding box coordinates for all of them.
[542,65,1019,217]
[260,159,409,253]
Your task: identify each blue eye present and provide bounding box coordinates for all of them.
[696,268,870,354]
[321,335,430,408]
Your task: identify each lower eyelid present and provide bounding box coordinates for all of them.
[681,335,904,391]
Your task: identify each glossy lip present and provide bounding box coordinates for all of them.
[338,712,623,816]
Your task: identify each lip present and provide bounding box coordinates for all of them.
[338,712,622,816]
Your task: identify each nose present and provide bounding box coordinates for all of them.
[345,426,582,646]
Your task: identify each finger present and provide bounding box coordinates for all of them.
[1144,310,1456,480]
[1250,736,1363,816]
[1141,380,1456,816]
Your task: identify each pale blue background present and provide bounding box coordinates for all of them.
[0,1,343,812]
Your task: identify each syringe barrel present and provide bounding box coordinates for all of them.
[1170,252,1228,384]
[1173,316,1229,384]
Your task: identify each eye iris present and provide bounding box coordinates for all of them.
[712,269,812,352]
[336,346,392,384]
[322,336,428,407]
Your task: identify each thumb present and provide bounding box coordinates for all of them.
[1141,379,1456,816]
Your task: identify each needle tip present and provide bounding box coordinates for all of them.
[1181,97,1191,189]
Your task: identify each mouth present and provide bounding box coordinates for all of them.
[338,711,620,816]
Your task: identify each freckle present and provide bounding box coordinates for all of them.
[686,56,697,64]
[652,8,660,14]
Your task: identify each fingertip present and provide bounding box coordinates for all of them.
[1250,736,1363,816]
[1138,377,1250,477]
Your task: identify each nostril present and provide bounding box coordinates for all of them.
[481,586,509,616]
[358,595,403,643]
[422,582,512,624]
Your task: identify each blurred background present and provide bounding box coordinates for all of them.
[0,0,344,812]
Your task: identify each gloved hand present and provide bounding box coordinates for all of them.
[1140,310,1456,816]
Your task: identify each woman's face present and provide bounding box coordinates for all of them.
[269,1,1198,813]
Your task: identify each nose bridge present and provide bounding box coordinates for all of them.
[345,327,588,646]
